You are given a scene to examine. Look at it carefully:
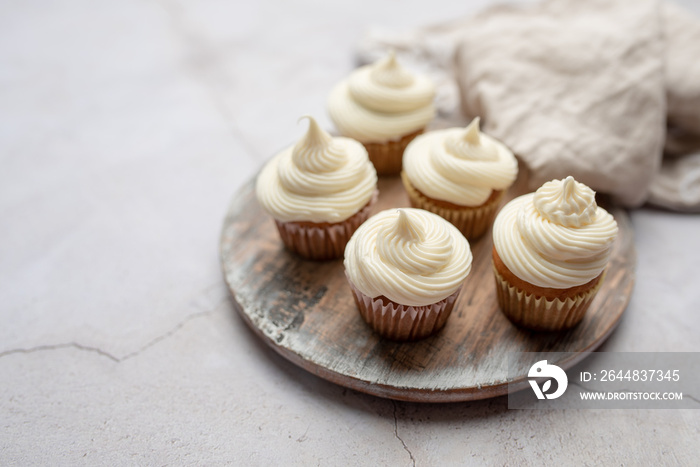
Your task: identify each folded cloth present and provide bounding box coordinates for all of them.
[356,0,700,211]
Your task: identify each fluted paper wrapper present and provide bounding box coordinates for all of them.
[362,129,423,176]
[402,172,505,240]
[493,265,606,331]
[347,277,462,341]
[274,191,378,261]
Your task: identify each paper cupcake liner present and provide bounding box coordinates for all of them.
[493,265,606,331]
[402,172,505,240]
[362,129,424,176]
[347,277,462,341]
[274,191,378,261]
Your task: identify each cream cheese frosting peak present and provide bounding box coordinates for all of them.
[369,51,414,88]
[291,116,345,173]
[493,177,618,289]
[533,176,597,227]
[443,117,499,162]
[344,208,472,306]
[376,209,452,276]
[403,119,518,206]
[464,117,481,145]
[327,52,436,143]
[256,116,377,223]
[394,209,425,242]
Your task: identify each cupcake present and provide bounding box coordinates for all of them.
[256,116,378,260]
[327,51,436,175]
[492,176,618,331]
[402,117,518,240]
[344,208,472,340]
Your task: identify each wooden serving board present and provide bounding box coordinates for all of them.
[219,170,635,402]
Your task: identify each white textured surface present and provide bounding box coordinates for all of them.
[1,0,699,465]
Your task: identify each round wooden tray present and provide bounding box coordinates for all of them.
[219,171,635,402]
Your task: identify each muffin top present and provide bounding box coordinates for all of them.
[403,117,518,206]
[256,116,377,223]
[327,51,436,143]
[344,208,472,306]
[493,176,618,288]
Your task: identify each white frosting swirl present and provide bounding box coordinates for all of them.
[327,52,436,143]
[493,177,618,288]
[256,117,377,223]
[403,118,518,206]
[344,208,472,306]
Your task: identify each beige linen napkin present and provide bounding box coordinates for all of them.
[357,0,700,211]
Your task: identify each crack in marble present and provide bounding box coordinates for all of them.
[392,400,417,467]
[295,424,310,443]
[154,0,264,163]
[685,394,700,405]
[0,298,227,364]
[118,301,224,362]
[0,343,120,362]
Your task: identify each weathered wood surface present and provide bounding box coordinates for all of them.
[219,170,635,402]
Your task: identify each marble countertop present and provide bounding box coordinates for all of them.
[2,0,699,464]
